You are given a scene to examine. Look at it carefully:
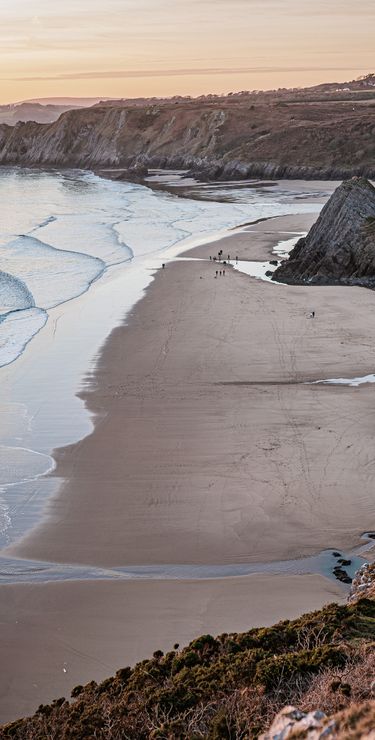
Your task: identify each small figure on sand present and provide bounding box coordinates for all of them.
[236,255,238,262]
[216,270,218,277]
[308,310,315,318]
[223,269,225,276]
[162,263,165,269]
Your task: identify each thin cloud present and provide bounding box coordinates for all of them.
[7,65,368,82]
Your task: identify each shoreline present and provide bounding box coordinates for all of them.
[1,208,375,723]
[7,212,375,568]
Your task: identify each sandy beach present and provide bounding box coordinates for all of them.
[8,214,375,567]
[1,211,375,723]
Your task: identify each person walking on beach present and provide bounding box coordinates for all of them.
[223,269,225,276]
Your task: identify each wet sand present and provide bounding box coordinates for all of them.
[2,212,375,723]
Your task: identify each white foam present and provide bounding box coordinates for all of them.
[0,270,34,314]
[0,236,105,310]
[0,308,47,367]
[314,374,375,387]
[0,445,54,487]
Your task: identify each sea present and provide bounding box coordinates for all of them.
[0,167,332,555]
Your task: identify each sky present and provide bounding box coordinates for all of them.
[0,0,374,104]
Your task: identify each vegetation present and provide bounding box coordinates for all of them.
[1,595,374,739]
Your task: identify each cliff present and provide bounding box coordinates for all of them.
[0,91,374,179]
[273,178,375,287]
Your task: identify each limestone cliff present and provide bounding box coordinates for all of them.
[273,178,375,287]
[0,93,374,179]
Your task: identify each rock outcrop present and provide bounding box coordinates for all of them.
[349,562,375,603]
[259,705,335,740]
[260,702,375,740]
[273,178,375,287]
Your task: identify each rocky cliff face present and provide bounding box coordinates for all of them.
[0,95,374,179]
[273,178,375,287]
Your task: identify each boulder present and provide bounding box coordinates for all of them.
[259,705,334,740]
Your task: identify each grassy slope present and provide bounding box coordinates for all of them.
[1,595,374,739]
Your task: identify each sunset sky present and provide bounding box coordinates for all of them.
[0,0,374,104]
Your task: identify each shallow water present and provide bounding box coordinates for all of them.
[0,169,332,553]
[0,168,325,369]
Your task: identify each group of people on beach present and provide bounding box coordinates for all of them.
[209,251,238,264]
[210,249,239,279]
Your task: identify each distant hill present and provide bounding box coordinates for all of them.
[19,97,113,106]
[0,74,374,179]
[0,99,114,126]
[0,103,79,126]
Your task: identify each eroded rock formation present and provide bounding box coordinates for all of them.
[273,178,375,287]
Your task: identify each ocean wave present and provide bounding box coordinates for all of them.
[0,445,54,487]
[0,235,105,309]
[0,307,47,368]
[0,168,325,373]
[0,270,35,315]
[33,214,133,266]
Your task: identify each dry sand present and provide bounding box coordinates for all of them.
[2,213,375,723]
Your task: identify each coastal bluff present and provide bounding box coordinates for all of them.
[1,570,374,739]
[0,82,375,179]
[273,177,375,287]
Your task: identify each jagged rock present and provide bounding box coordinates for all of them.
[260,702,375,739]
[114,162,149,181]
[259,705,335,740]
[349,562,375,603]
[273,178,375,287]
